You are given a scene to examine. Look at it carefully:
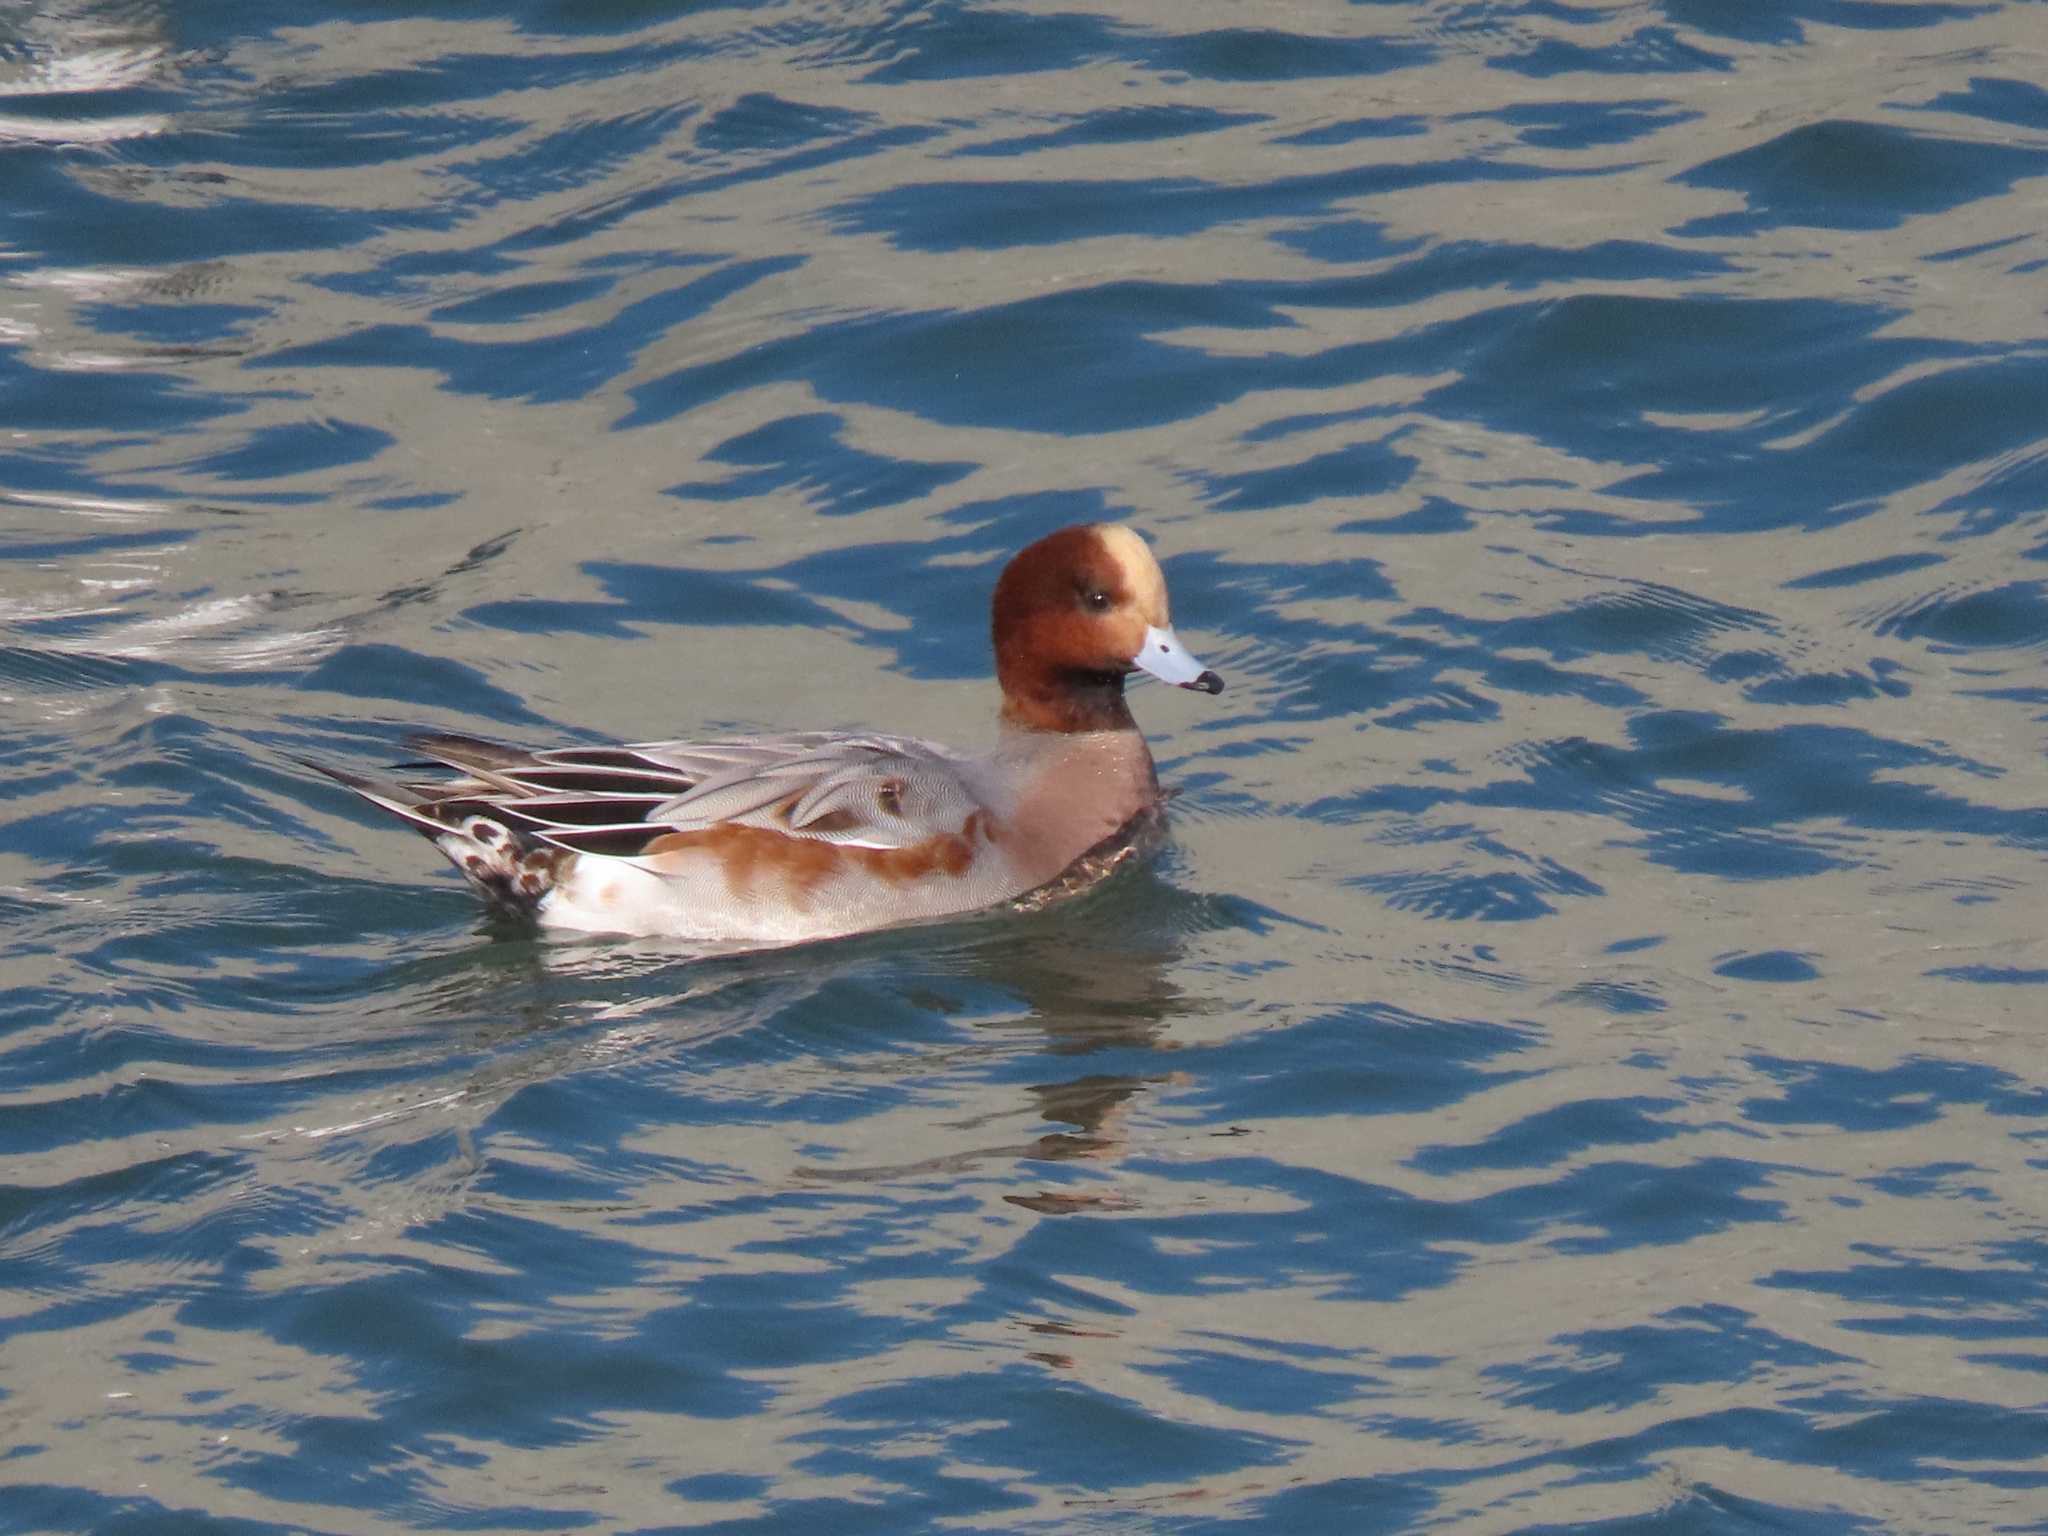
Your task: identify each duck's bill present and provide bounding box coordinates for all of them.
[1135,624,1225,695]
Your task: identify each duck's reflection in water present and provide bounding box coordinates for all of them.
[307,836,1214,1228]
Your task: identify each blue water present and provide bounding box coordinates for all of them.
[5,2,2048,1531]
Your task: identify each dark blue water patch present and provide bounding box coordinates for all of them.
[247,1261,775,1446]
[575,559,853,634]
[933,487,1123,541]
[1338,495,1474,536]
[204,88,524,172]
[824,173,1224,251]
[694,93,875,154]
[505,108,935,253]
[8,156,442,270]
[626,280,1283,435]
[850,3,1129,81]
[1925,965,2048,985]
[114,1347,208,1376]
[1484,1302,1851,1414]
[1548,979,1665,1014]
[1413,1095,1685,1175]
[1321,238,1739,317]
[1353,847,1601,921]
[314,243,535,299]
[1608,935,1664,955]
[1742,1053,2048,1133]
[195,24,714,136]
[1497,579,1776,665]
[1676,120,2048,236]
[457,593,643,640]
[1934,443,2048,542]
[1462,98,1700,150]
[1665,0,1993,44]
[1232,1153,1775,1268]
[368,491,462,512]
[1169,1004,1539,1125]
[1762,1246,2048,1342]
[669,1473,770,1503]
[1433,292,1892,487]
[429,274,615,324]
[1543,1392,2048,1486]
[1271,113,1429,147]
[1911,74,2048,130]
[1136,1345,1367,1417]
[181,417,394,483]
[622,256,1809,441]
[265,255,804,404]
[448,101,698,209]
[1183,1472,1438,1531]
[0,80,186,135]
[1,1486,323,1536]
[1195,435,1417,511]
[199,42,565,124]
[818,1363,1295,1488]
[77,300,268,349]
[951,104,1267,159]
[1713,950,1820,982]
[0,1166,288,1352]
[1515,1480,1886,1535]
[1187,547,1402,615]
[297,643,548,724]
[0,351,229,436]
[1731,354,2048,538]
[463,531,994,675]
[1410,294,1965,535]
[1955,681,2048,710]
[1491,23,1731,77]
[1463,714,2048,882]
[825,151,1578,253]
[851,7,1436,84]
[1861,1161,1990,1201]
[1926,230,2034,264]
[1869,579,2048,652]
[666,413,976,518]
[0,523,199,565]
[1708,649,1913,705]
[0,1150,244,1266]
[1144,25,1434,82]
[516,0,734,35]
[1271,218,1427,265]
[1010,1158,1477,1303]
[1782,552,1947,590]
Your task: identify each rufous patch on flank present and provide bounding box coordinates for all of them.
[644,812,995,907]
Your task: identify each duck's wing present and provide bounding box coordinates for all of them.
[389,729,985,859]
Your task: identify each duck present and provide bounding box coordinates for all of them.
[307,523,1224,944]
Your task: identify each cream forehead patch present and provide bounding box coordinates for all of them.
[1092,524,1169,621]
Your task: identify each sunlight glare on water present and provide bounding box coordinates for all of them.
[3,2,2048,1532]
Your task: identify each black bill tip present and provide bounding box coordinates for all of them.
[1183,670,1225,695]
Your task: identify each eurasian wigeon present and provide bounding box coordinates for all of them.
[308,523,1224,943]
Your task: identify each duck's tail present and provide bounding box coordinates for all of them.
[298,750,569,917]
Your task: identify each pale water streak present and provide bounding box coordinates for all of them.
[3,2,2048,1532]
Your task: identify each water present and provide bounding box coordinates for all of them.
[4,2,2047,1531]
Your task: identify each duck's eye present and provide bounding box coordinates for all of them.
[1081,588,1113,612]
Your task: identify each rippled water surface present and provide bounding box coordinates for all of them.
[6,2,2048,1531]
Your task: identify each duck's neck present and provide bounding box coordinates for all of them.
[999,668,1138,734]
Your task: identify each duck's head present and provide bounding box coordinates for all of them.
[992,523,1223,732]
